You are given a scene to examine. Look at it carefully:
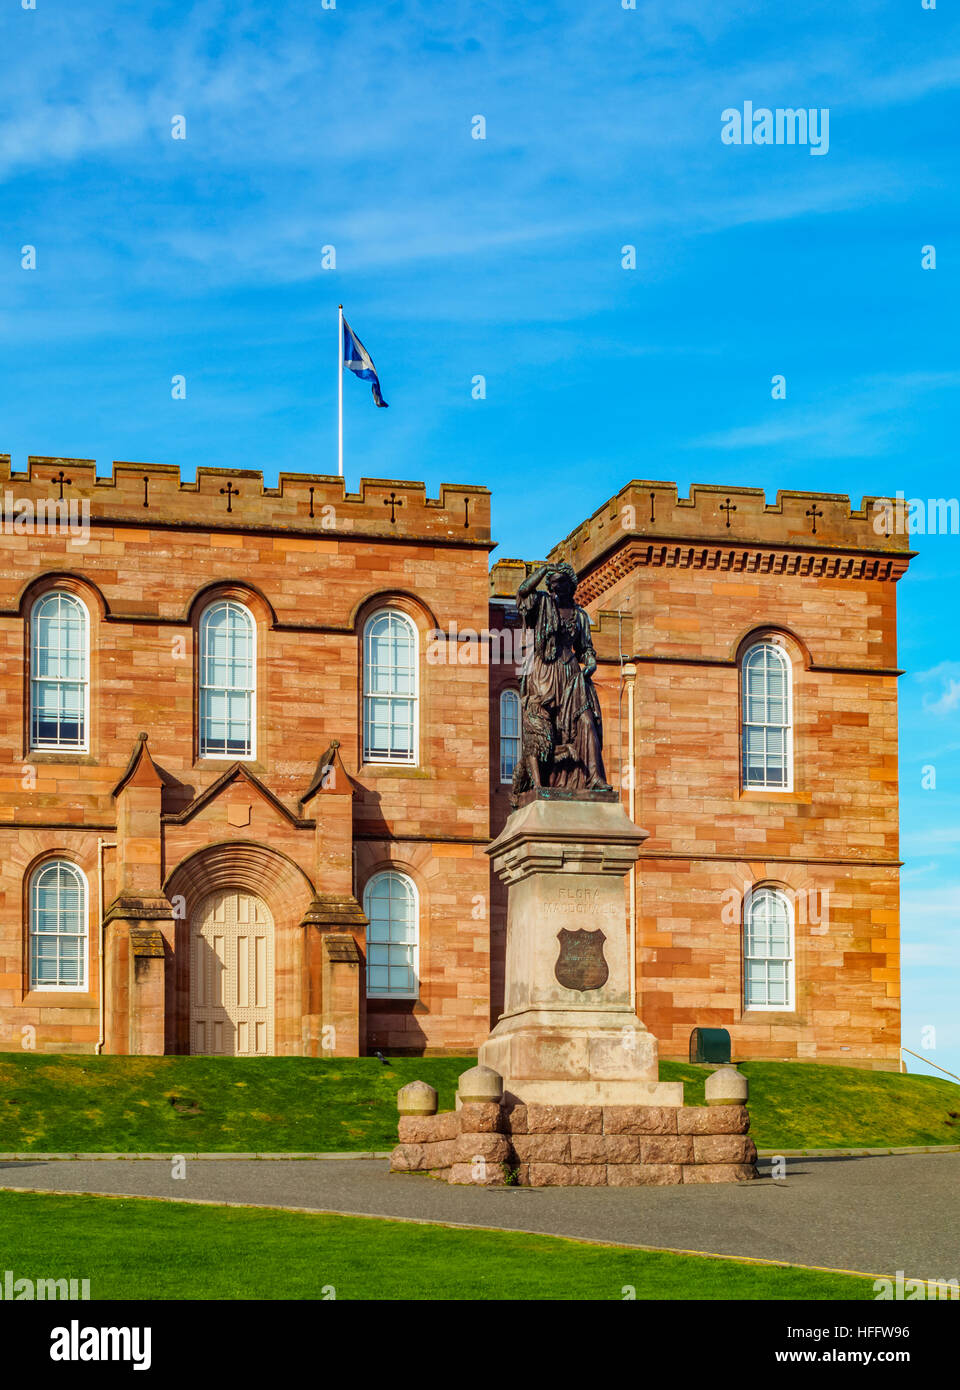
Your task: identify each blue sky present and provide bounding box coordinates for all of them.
[2,2,958,1079]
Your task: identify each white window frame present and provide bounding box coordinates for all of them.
[499,688,520,784]
[362,608,419,766]
[741,640,793,792]
[743,886,795,1012]
[363,870,419,1000]
[29,591,90,753]
[29,860,89,992]
[198,600,257,760]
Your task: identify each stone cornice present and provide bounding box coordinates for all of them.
[574,538,912,606]
[299,895,367,930]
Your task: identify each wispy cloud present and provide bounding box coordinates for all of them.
[913,662,960,716]
[689,373,960,459]
[2,1,958,309]
[902,825,960,852]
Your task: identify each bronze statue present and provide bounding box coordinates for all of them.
[511,560,610,804]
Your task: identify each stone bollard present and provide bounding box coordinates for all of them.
[457,1064,503,1106]
[397,1080,438,1116]
[705,1066,749,1106]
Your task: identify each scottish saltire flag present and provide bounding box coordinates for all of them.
[342,315,388,407]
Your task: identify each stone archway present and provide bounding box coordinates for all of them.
[164,841,315,1055]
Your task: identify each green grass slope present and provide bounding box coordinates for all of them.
[0,1054,467,1154]
[659,1060,960,1147]
[734,1062,960,1150]
[1,1052,957,1153]
[0,1190,878,1300]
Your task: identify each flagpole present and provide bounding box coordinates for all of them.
[337,304,344,478]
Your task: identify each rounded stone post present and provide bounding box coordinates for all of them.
[705,1066,749,1106]
[457,1064,503,1105]
[397,1080,438,1116]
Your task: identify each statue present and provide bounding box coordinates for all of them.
[511,560,611,805]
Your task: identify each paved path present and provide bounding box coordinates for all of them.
[3,1153,959,1282]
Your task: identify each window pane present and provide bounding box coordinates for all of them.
[363,613,417,763]
[767,976,788,1007]
[744,889,793,1010]
[746,694,766,724]
[363,872,417,998]
[500,692,520,781]
[30,862,86,989]
[742,643,791,790]
[199,602,255,756]
[30,594,88,750]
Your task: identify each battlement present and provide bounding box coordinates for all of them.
[548,480,912,578]
[489,558,536,599]
[0,456,491,546]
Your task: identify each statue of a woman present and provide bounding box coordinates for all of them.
[511,560,610,804]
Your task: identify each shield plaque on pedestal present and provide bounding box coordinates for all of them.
[554,928,608,992]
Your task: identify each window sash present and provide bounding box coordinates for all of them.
[362,613,417,764]
[30,594,88,751]
[364,873,418,998]
[199,602,255,758]
[500,690,520,783]
[742,644,791,789]
[744,890,794,1010]
[30,863,87,990]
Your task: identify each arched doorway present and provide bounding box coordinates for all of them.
[189,889,275,1056]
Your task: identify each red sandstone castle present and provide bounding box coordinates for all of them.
[0,457,909,1068]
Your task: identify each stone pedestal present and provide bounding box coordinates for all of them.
[390,1092,758,1186]
[478,796,682,1107]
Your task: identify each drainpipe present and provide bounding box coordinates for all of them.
[622,663,638,1012]
[95,838,117,1055]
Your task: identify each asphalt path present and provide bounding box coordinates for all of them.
[3,1153,958,1282]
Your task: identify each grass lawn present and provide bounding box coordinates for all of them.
[660,1061,960,1150]
[0,1053,466,1154]
[1,1052,957,1153]
[0,1189,878,1300]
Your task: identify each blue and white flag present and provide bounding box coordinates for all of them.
[342,315,388,408]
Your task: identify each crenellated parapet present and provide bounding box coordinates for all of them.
[489,558,536,598]
[547,480,912,603]
[0,456,491,545]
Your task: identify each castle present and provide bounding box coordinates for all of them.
[0,456,909,1067]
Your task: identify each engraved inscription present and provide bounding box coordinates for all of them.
[554,927,609,992]
[542,886,619,918]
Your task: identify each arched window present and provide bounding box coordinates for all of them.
[362,609,417,764]
[198,601,256,758]
[743,886,794,1011]
[741,641,792,790]
[30,860,88,991]
[30,591,89,751]
[363,871,418,999]
[500,688,520,783]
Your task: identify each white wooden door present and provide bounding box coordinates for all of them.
[190,890,275,1056]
